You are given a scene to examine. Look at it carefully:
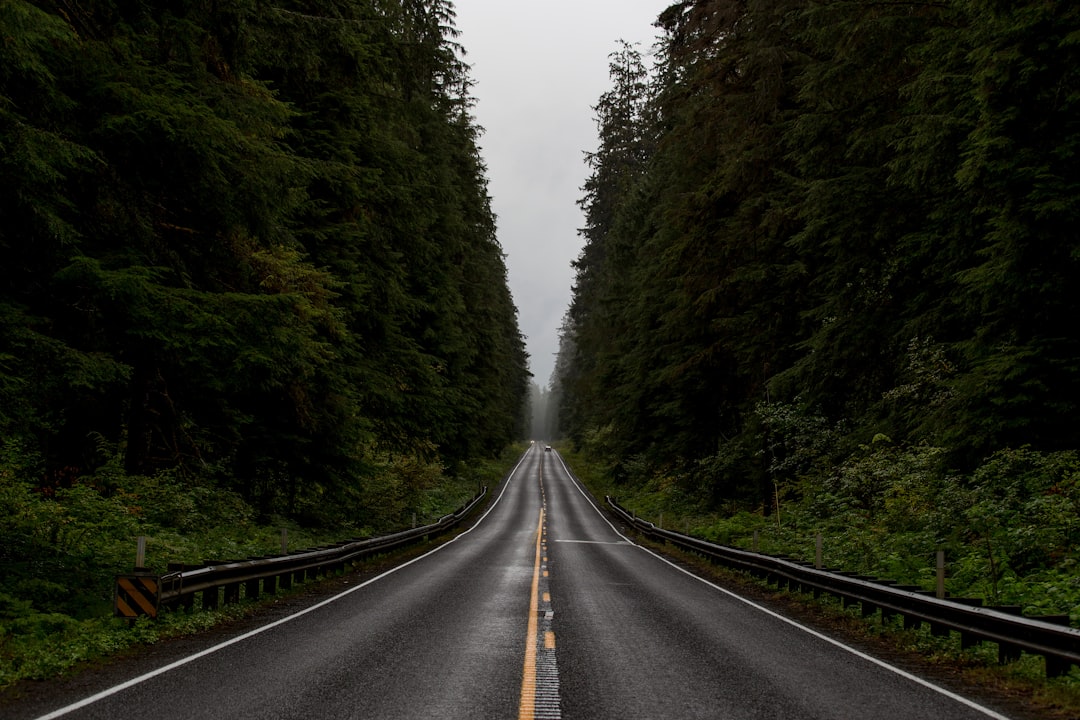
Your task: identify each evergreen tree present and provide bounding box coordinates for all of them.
[561,41,652,457]
[0,0,528,520]
[556,0,1080,507]
[943,0,1080,460]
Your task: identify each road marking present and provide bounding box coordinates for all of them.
[518,507,544,720]
[535,509,562,719]
[553,539,630,545]
[521,457,562,720]
[550,452,1015,720]
[31,447,540,720]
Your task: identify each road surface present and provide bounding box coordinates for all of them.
[6,444,1016,719]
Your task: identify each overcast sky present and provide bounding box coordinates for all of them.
[452,0,670,387]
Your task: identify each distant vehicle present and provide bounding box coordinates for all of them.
[545,445,552,452]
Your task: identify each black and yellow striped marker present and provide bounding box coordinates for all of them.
[115,575,160,619]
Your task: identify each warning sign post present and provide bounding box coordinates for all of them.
[114,573,160,619]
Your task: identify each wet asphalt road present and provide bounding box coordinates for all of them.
[541,452,1012,720]
[5,444,1016,720]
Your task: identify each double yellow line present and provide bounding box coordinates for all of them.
[518,507,546,720]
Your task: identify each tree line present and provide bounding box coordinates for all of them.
[1,0,530,521]
[556,0,1080,508]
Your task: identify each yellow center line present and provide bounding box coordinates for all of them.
[518,507,544,720]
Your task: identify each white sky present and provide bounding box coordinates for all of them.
[452,0,670,387]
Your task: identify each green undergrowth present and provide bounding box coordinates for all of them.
[560,444,1080,617]
[558,443,1080,714]
[0,600,251,691]
[669,536,1080,718]
[0,444,525,691]
[803,587,1080,717]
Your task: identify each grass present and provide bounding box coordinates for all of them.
[620,525,1080,719]
[0,444,526,693]
[556,443,1080,719]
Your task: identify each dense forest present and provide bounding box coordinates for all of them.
[556,0,1080,594]
[526,381,557,441]
[0,0,529,629]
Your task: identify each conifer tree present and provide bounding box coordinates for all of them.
[0,0,528,519]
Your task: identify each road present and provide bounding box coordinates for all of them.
[8,444,1016,720]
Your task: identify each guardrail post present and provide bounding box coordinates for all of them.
[993,643,1019,669]
[180,591,195,612]
[991,606,1024,664]
[1035,615,1074,677]
[203,586,220,610]
[135,536,147,570]
[1047,655,1074,678]
[960,632,981,650]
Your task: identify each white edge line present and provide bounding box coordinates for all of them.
[550,451,1014,720]
[552,539,629,545]
[32,447,536,720]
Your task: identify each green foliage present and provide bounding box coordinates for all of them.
[954,449,1080,604]
[0,0,529,686]
[585,441,1080,622]
[0,441,525,689]
[0,600,246,688]
[1,0,526,508]
[1,450,139,619]
[554,0,1080,548]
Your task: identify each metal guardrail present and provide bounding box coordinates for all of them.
[115,487,488,620]
[606,496,1080,678]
